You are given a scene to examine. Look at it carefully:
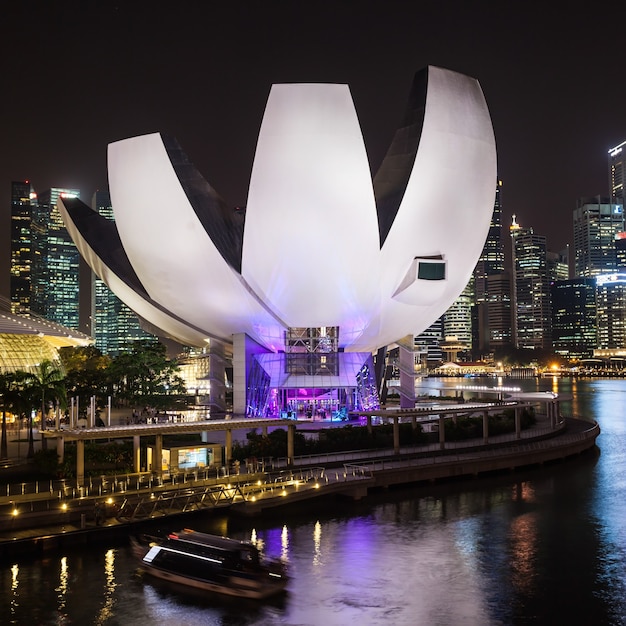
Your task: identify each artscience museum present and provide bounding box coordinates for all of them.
[59,65,497,417]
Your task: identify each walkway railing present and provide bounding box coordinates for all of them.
[0,415,598,524]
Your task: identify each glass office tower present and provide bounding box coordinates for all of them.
[91,190,155,355]
[30,187,81,329]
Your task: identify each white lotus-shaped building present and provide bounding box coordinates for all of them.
[59,65,496,415]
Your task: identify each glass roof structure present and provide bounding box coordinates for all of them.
[0,301,92,374]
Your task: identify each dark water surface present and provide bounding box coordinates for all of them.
[1,378,625,625]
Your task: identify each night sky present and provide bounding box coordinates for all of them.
[2,0,626,292]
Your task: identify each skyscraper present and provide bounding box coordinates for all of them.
[608,140,626,207]
[596,273,626,350]
[443,279,474,359]
[10,181,37,312]
[547,249,569,282]
[573,196,624,277]
[91,190,155,355]
[510,216,551,350]
[473,180,511,354]
[551,278,597,359]
[31,187,81,329]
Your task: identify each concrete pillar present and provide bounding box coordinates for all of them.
[367,415,373,435]
[133,435,141,473]
[225,429,232,463]
[411,415,417,430]
[233,333,269,417]
[483,410,489,444]
[76,440,85,486]
[232,334,247,416]
[393,415,400,455]
[287,424,295,465]
[154,434,163,478]
[439,415,446,450]
[262,425,268,437]
[515,407,522,439]
[56,436,64,464]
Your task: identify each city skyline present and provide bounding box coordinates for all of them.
[2,2,626,293]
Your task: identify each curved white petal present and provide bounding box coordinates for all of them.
[108,133,286,349]
[242,84,380,348]
[355,66,497,351]
[66,67,496,356]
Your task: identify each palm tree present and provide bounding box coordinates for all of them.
[23,360,67,453]
[0,371,32,460]
[0,372,17,459]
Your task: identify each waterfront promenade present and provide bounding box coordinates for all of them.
[0,408,600,559]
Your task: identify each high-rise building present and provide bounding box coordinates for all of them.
[547,249,569,282]
[31,187,81,329]
[596,273,626,349]
[443,279,474,359]
[10,181,37,312]
[474,180,505,290]
[510,215,551,350]
[573,197,624,277]
[480,273,512,350]
[473,180,511,354]
[91,190,155,355]
[551,278,596,359]
[609,140,626,207]
[413,318,444,367]
[616,232,626,270]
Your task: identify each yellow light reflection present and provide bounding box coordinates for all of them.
[11,563,18,591]
[96,549,116,624]
[313,520,322,567]
[11,563,19,617]
[56,556,68,614]
[251,528,265,552]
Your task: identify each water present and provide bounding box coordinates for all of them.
[1,378,625,625]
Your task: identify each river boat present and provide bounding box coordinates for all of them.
[131,529,288,599]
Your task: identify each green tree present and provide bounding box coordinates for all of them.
[0,371,30,459]
[60,346,112,414]
[108,340,187,408]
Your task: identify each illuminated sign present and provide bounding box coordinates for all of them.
[596,273,626,286]
[609,140,626,157]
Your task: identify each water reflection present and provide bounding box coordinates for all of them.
[96,549,116,625]
[313,520,322,567]
[2,378,626,624]
[10,563,19,619]
[56,556,68,615]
